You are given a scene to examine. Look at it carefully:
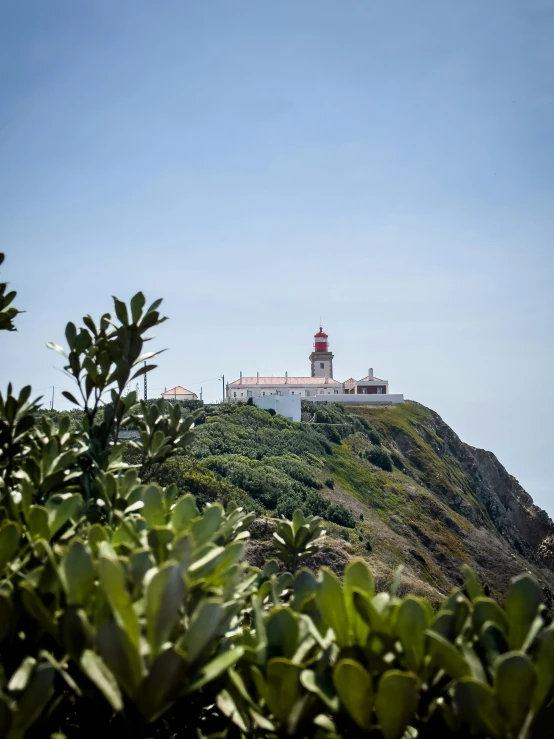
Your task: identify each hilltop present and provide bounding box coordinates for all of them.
[157,399,554,603]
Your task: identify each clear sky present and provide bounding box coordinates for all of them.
[1,1,553,514]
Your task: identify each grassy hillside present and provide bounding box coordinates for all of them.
[160,400,554,604]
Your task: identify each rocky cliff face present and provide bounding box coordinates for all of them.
[467,445,554,569]
[340,402,554,603]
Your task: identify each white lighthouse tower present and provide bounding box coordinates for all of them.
[309,327,334,380]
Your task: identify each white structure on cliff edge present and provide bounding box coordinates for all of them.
[227,328,404,405]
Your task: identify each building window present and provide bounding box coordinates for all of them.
[334,390,338,394]
[319,390,324,394]
[291,391,294,394]
[362,387,367,394]
[233,392,236,398]
[320,362,324,369]
[377,387,383,394]
[276,391,281,396]
[240,392,243,397]
[262,392,265,396]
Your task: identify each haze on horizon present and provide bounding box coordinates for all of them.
[1,1,553,515]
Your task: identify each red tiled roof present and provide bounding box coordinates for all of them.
[357,376,386,383]
[343,378,357,385]
[229,376,341,386]
[162,386,196,396]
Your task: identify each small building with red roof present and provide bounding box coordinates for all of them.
[161,385,198,402]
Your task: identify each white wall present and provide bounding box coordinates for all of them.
[161,393,197,401]
[228,383,340,399]
[253,394,302,422]
[310,394,404,405]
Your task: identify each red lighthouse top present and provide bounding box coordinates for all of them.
[314,326,329,352]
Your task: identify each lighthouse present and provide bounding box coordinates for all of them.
[309,327,334,379]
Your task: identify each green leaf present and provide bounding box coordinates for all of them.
[188,545,225,580]
[138,648,187,722]
[130,292,146,323]
[80,650,123,712]
[88,524,109,555]
[187,647,245,693]
[344,558,373,644]
[112,297,129,326]
[192,504,224,547]
[61,540,95,606]
[461,565,484,602]
[375,671,418,739]
[472,597,509,635]
[333,659,373,730]
[141,485,166,527]
[171,494,199,532]
[533,625,554,713]
[0,521,20,573]
[426,631,471,679]
[96,621,143,699]
[495,652,536,732]
[301,670,339,712]
[62,390,80,406]
[45,493,82,537]
[98,545,140,650]
[8,657,36,691]
[12,662,55,733]
[480,621,509,668]
[316,568,349,647]
[454,678,504,738]
[60,605,93,661]
[396,597,428,672]
[390,565,404,597]
[353,589,390,636]
[265,658,302,722]
[0,592,13,642]
[182,598,223,663]
[266,607,299,659]
[27,506,50,541]
[19,582,58,637]
[291,569,317,612]
[144,563,186,657]
[505,574,542,649]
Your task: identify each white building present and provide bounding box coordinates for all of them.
[227,327,404,405]
[161,385,198,402]
[254,394,301,422]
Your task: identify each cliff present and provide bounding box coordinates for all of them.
[181,400,554,603]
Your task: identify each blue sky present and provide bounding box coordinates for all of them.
[1,0,553,514]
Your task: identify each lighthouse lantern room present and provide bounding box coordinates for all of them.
[310,326,334,379]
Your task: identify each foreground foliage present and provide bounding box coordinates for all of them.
[1,253,553,739]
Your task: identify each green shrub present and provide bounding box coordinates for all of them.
[276,492,305,519]
[368,429,381,445]
[265,454,321,489]
[324,476,334,489]
[365,445,394,471]
[326,502,356,528]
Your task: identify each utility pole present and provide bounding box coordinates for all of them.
[144,360,148,401]
[51,385,55,410]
